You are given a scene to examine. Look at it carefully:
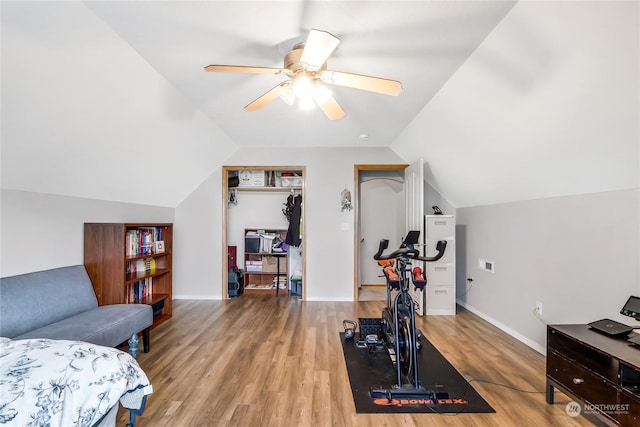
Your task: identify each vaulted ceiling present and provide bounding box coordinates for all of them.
[2,1,638,208]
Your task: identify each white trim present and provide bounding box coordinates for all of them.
[305,297,353,302]
[173,294,220,300]
[457,300,546,355]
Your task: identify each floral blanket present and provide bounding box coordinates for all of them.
[0,337,152,426]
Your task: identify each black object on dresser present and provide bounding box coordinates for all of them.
[547,324,640,426]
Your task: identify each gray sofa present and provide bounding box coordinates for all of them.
[0,265,152,353]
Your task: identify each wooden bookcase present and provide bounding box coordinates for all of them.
[84,223,172,328]
[244,228,288,294]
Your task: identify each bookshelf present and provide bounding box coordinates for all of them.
[84,223,172,328]
[244,228,288,294]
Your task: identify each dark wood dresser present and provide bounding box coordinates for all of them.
[547,324,640,426]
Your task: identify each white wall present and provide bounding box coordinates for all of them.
[174,147,406,301]
[359,178,405,286]
[456,188,640,353]
[172,170,222,299]
[227,191,290,267]
[0,190,174,277]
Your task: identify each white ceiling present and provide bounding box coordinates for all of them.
[1,1,638,208]
[83,0,517,147]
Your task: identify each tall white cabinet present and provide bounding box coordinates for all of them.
[424,215,456,315]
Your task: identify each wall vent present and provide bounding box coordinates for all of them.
[479,258,495,273]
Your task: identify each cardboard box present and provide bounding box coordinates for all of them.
[238,170,265,187]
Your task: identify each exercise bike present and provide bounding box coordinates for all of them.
[370,230,447,401]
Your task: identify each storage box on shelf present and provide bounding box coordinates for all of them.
[84,223,172,328]
[243,228,288,294]
[230,169,303,192]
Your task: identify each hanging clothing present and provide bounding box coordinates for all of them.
[285,194,302,246]
[282,194,294,221]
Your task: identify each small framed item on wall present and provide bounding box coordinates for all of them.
[155,241,165,254]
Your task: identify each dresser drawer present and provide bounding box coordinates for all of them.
[425,216,455,240]
[426,286,455,310]
[548,351,619,422]
[426,263,454,286]
[548,328,619,383]
[618,388,640,426]
[425,239,455,263]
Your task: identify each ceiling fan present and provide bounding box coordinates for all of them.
[204,29,402,120]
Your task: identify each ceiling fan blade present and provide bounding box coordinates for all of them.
[316,95,346,120]
[299,29,340,71]
[244,81,290,111]
[321,70,402,96]
[204,65,284,75]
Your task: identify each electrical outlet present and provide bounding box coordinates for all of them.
[535,301,543,315]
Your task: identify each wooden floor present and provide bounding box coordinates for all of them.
[118,296,593,427]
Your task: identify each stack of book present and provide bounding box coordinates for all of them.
[273,276,287,289]
[125,227,163,257]
[126,277,153,303]
[126,258,156,275]
[245,260,262,272]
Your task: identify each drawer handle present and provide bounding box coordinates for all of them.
[572,378,584,385]
[434,290,448,295]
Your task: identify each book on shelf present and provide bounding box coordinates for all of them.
[125,277,153,303]
[273,276,287,288]
[126,258,156,275]
[125,227,164,257]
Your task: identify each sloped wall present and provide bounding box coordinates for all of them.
[392,1,639,208]
[1,1,236,207]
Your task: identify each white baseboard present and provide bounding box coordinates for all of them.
[457,300,546,355]
[173,294,220,300]
[305,296,353,302]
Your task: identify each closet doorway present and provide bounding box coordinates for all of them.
[222,166,306,300]
[354,164,407,302]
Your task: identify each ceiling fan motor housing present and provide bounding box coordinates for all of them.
[285,43,327,75]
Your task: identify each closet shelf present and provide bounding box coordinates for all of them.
[235,187,302,193]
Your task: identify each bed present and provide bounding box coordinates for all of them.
[0,337,152,426]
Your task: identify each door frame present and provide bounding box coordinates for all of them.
[353,164,408,301]
[222,165,306,299]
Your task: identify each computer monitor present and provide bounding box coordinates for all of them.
[620,296,640,321]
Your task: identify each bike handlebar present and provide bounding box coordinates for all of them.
[373,239,447,263]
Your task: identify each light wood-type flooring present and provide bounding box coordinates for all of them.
[117,296,592,427]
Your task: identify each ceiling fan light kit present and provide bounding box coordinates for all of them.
[205,29,402,120]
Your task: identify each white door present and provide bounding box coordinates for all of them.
[405,159,425,315]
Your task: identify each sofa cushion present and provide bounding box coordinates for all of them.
[15,304,153,348]
[0,265,99,338]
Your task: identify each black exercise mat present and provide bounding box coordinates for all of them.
[341,332,495,414]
